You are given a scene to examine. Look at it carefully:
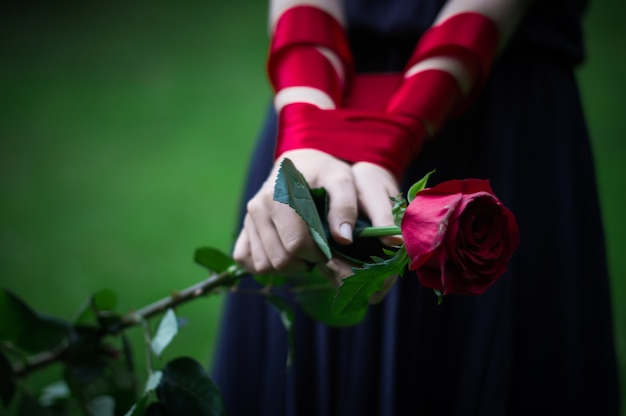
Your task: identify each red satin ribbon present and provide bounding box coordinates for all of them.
[407,12,499,80]
[269,10,499,181]
[268,5,353,101]
[405,12,500,114]
[270,6,352,69]
[271,47,343,104]
[276,103,425,181]
[386,69,462,132]
[275,74,426,181]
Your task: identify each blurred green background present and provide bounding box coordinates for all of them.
[0,0,624,414]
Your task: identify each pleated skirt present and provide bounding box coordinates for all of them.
[211,44,619,416]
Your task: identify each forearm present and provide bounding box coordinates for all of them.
[268,0,349,111]
[269,0,345,28]
[387,0,535,137]
[413,0,535,99]
[435,0,534,48]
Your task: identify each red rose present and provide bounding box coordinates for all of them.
[400,179,519,295]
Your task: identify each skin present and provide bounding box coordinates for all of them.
[233,150,401,290]
[234,0,532,303]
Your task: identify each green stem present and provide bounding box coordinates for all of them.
[357,225,402,238]
[13,268,243,377]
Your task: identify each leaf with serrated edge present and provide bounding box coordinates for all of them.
[0,290,71,353]
[333,247,409,316]
[124,394,149,416]
[156,357,227,416]
[407,169,436,203]
[151,309,178,357]
[194,247,235,274]
[273,158,331,259]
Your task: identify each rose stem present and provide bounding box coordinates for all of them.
[356,225,402,238]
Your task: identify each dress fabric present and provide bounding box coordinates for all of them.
[211,1,620,415]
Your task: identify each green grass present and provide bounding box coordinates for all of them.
[0,0,270,402]
[0,1,624,414]
[578,1,626,412]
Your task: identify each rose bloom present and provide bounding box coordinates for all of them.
[400,179,520,295]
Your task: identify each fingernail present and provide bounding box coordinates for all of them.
[339,223,353,242]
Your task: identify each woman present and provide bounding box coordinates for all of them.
[212,0,619,415]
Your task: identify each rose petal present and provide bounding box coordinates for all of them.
[415,264,445,293]
[417,179,495,199]
[401,192,463,270]
[405,178,520,296]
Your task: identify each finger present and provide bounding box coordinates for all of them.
[245,206,313,275]
[248,192,325,266]
[241,214,275,274]
[320,169,358,245]
[318,258,355,288]
[270,203,327,265]
[232,224,255,273]
[353,163,403,246]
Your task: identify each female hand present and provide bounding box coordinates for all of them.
[233,149,402,301]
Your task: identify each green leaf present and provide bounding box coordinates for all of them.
[194,247,235,274]
[39,380,71,407]
[273,158,331,260]
[0,289,38,342]
[292,271,367,327]
[407,169,436,203]
[156,357,227,416]
[253,274,290,287]
[433,289,443,305]
[145,371,163,393]
[265,295,295,367]
[144,402,172,415]
[92,289,117,312]
[151,309,178,357]
[74,289,120,327]
[0,289,71,353]
[122,368,155,416]
[17,314,71,354]
[0,349,16,407]
[333,247,409,317]
[87,395,115,416]
[124,395,150,416]
[391,194,408,228]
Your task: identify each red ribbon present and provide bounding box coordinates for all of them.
[275,74,426,181]
[268,5,353,103]
[405,12,500,114]
[386,69,462,132]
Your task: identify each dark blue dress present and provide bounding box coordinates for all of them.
[211,1,620,415]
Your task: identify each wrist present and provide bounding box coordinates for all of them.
[275,104,425,181]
